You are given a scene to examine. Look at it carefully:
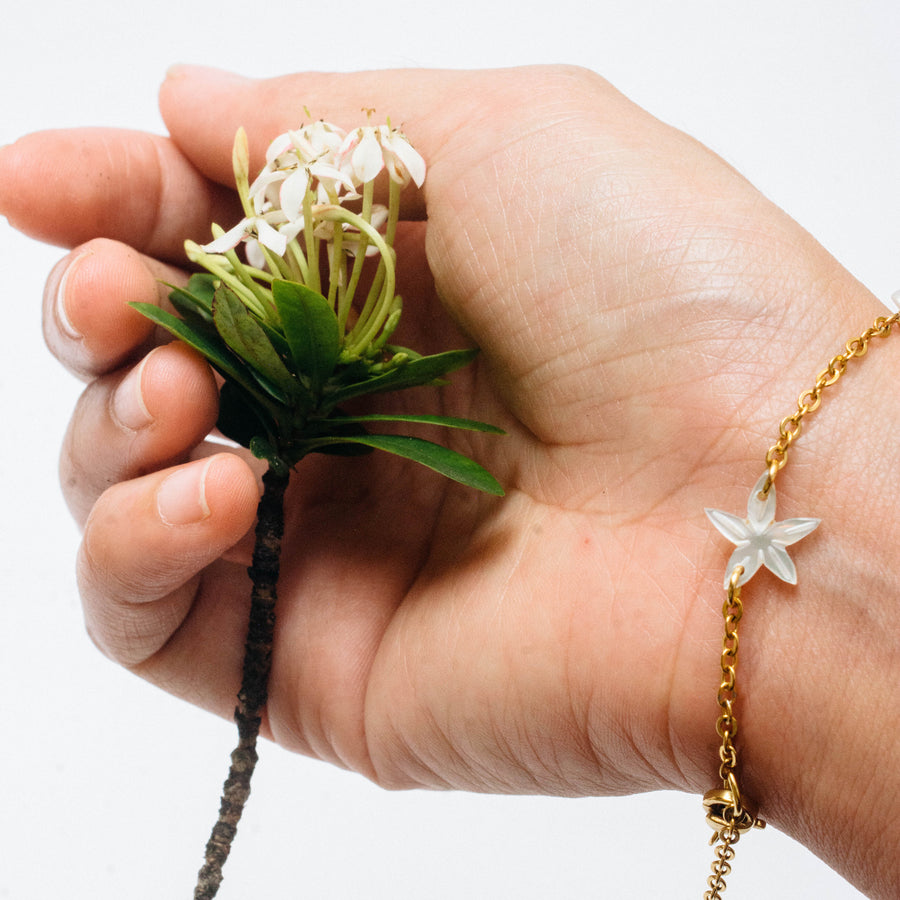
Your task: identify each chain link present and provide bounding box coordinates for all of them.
[716,570,743,788]
[763,312,900,493]
[704,824,740,900]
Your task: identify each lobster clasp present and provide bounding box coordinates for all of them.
[703,787,766,841]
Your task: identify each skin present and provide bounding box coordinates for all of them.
[2,65,899,896]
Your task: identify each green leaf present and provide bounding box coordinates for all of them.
[258,318,291,360]
[212,286,299,403]
[327,413,504,434]
[165,273,218,325]
[129,301,263,398]
[302,434,504,495]
[272,280,341,393]
[216,380,277,449]
[168,288,210,324]
[187,272,219,304]
[324,349,479,408]
[311,442,374,458]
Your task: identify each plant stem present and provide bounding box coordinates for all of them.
[193,465,290,899]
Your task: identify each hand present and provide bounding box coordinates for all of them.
[3,65,898,897]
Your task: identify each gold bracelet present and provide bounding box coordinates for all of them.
[699,309,900,898]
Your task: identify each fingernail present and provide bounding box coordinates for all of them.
[164,64,248,86]
[52,249,93,340]
[0,143,16,217]
[157,459,213,526]
[111,352,154,431]
[0,144,14,212]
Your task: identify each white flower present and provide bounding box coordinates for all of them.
[276,169,312,223]
[249,121,354,216]
[201,214,288,257]
[265,121,346,168]
[380,127,426,187]
[287,121,346,163]
[338,124,426,188]
[705,473,820,588]
[200,117,424,271]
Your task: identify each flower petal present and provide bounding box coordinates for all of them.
[762,544,798,584]
[255,218,287,256]
[200,219,250,253]
[725,546,762,588]
[746,472,777,532]
[279,169,310,223]
[245,238,266,270]
[308,161,358,196]
[706,508,752,544]
[290,122,345,162]
[249,169,288,211]
[369,205,389,229]
[265,132,294,164]
[769,517,821,546]
[351,129,384,183]
[385,133,426,186]
[279,219,305,243]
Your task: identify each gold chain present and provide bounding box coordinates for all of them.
[701,309,900,897]
[762,312,900,494]
[715,570,743,791]
[705,824,739,900]
[703,568,764,900]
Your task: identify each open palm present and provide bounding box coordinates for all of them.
[3,66,893,838]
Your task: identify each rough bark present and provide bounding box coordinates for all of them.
[194,466,289,900]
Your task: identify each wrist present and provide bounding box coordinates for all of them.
[691,302,900,898]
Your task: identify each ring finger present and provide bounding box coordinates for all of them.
[60,340,221,525]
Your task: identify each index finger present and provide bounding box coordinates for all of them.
[156,65,622,216]
[0,68,455,260]
[0,127,239,262]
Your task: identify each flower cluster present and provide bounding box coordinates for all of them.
[132,115,501,490]
[188,116,425,359]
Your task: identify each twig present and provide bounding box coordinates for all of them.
[194,466,290,899]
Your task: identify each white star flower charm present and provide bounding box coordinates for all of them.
[706,472,820,588]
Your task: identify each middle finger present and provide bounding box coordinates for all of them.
[43,237,187,381]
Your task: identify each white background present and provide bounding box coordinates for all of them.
[1,1,896,898]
